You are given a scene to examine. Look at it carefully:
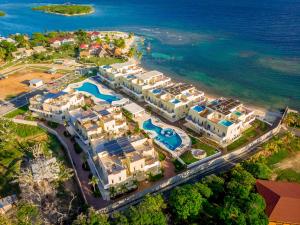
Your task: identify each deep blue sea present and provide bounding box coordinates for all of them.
[1,0,300,110]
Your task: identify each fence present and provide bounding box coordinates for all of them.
[37,123,88,204]
[98,109,285,213]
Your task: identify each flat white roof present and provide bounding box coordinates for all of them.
[29,79,43,84]
[111,60,135,70]
[135,70,163,81]
[123,102,145,115]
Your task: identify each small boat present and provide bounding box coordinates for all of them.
[146,42,151,51]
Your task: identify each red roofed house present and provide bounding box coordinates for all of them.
[256,179,300,225]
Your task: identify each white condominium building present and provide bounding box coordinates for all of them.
[98,61,143,88]
[95,136,161,190]
[69,106,127,146]
[145,83,206,122]
[120,70,171,101]
[186,98,255,145]
[29,91,84,123]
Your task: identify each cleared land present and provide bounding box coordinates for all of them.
[32,4,94,16]
[0,68,63,100]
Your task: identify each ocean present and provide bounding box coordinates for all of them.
[1,0,300,110]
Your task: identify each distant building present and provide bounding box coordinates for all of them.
[32,46,47,54]
[49,35,75,48]
[0,195,17,214]
[29,79,43,88]
[256,179,300,225]
[12,48,34,60]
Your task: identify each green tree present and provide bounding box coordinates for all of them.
[111,212,129,225]
[0,214,12,225]
[219,197,247,225]
[242,161,272,179]
[11,34,30,48]
[195,182,213,198]
[16,202,41,225]
[89,175,99,191]
[31,32,49,46]
[128,47,136,58]
[244,193,268,225]
[73,208,110,225]
[169,184,204,221]
[114,38,125,49]
[202,175,225,198]
[127,194,167,225]
[0,41,17,60]
[75,30,89,44]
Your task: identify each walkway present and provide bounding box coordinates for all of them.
[55,125,110,209]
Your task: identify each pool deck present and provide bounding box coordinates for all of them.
[64,77,129,106]
[136,112,191,157]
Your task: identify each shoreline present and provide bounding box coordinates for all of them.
[33,8,95,17]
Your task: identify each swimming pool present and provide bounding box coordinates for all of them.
[75,82,120,104]
[219,119,233,127]
[143,119,182,151]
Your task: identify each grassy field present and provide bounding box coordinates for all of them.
[0,120,64,196]
[227,119,270,151]
[180,151,198,164]
[32,4,94,16]
[4,105,29,118]
[190,136,218,156]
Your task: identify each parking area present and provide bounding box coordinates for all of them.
[0,68,63,100]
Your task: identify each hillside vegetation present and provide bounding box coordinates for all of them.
[32,4,94,16]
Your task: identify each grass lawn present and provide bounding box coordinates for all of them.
[190,136,218,156]
[180,151,198,165]
[226,119,270,152]
[266,149,290,166]
[4,105,29,118]
[172,159,186,172]
[276,169,300,183]
[0,120,68,196]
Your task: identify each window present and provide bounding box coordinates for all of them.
[119,177,121,181]
[111,179,114,184]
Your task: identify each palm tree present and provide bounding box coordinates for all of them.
[89,175,99,191]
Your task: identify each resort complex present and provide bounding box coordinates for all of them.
[23,59,264,199]
[186,98,255,145]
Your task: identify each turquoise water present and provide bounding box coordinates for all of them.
[1,0,300,110]
[75,82,120,103]
[193,105,206,113]
[143,119,182,151]
[219,120,233,127]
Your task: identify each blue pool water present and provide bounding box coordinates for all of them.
[1,0,300,110]
[193,105,206,113]
[171,99,181,104]
[219,119,233,127]
[75,82,120,104]
[143,119,182,151]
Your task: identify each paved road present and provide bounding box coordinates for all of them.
[0,72,83,116]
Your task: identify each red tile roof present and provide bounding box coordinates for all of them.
[256,179,300,224]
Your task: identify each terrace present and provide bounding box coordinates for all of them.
[145,83,205,122]
[185,98,255,146]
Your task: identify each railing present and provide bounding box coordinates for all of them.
[97,110,284,213]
